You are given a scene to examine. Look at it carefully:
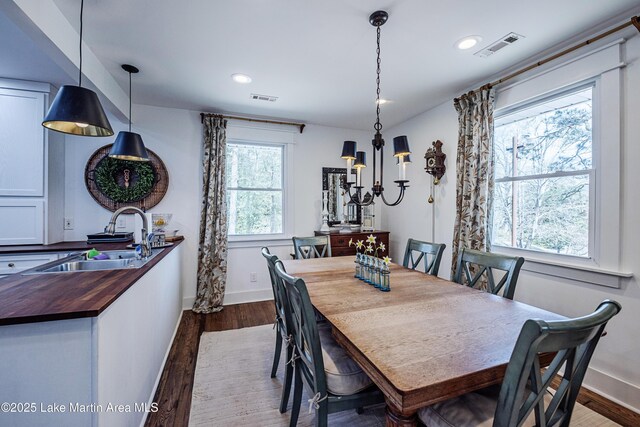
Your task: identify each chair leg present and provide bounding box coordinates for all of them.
[356,407,364,414]
[289,365,303,427]
[315,400,329,427]
[279,344,294,413]
[271,330,283,378]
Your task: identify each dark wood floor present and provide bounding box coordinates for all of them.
[145,300,275,427]
[145,300,638,427]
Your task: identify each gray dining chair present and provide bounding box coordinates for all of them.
[292,236,332,259]
[261,247,295,413]
[402,238,446,276]
[274,261,384,427]
[418,299,621,427]
[452,248,525,300]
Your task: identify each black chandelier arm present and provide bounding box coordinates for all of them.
[343,183,376,207]
[380,182,407,207]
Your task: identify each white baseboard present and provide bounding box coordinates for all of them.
[139,309,184,427]
[182,290,273,309]
[223,289,273,305]
[584,366,640,413]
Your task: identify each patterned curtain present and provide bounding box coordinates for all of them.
[193,115,228,313]
[451,87,495,277]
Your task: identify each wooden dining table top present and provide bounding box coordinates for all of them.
[281,256,566,424]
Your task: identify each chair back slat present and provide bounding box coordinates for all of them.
[261,248,288,335]
[292,236,332,259]
[494,300,621,427]
[274,261,328,397]
[402,239,446,275]
[453,248,524,300]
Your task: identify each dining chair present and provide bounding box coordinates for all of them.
[274,261,385,427]
[452,248,525,300]
[402,238,446,275]
[261,247,295,413]
[292,236,332,259]
[418,299,621,427]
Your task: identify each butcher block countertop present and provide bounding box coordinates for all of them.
[0,240,183,326]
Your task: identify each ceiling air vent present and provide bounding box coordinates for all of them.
[250,93,278,102]
[474,32,525,58]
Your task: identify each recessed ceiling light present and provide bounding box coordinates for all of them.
[231,73,252,84]
[455,36,482,50]
[377,99,388,105]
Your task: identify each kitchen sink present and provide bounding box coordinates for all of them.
[39,259,133,272]
[23,249,161,275]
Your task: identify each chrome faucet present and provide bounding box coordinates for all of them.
[105,206,152,258]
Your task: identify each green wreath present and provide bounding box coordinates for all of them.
[94,157,156,203]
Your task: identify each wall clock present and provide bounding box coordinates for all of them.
[85,144,169,212]
[424,140,446,183]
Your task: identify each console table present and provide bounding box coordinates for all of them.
[315,230,390,257]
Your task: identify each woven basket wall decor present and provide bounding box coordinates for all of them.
[85,144,169,212]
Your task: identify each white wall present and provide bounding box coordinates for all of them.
[63,104,376,308]
[378,101,458,271]
[381,32,640,412]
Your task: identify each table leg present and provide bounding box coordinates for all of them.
[385,403,418,427]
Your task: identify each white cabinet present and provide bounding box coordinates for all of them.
[0,79,64,245]
[0,87,46,196]
[0,252,58,275]
[0,199,44,245]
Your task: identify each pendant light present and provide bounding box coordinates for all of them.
[109,64,149,161]
[42,0,113,136]
[340,10,411,207]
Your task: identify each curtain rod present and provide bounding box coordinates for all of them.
[200,113,305,133]
[463,15,640,97]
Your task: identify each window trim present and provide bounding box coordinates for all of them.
[490,39,630,287]
[225,137,293,243]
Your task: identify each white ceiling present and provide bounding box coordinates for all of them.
[7,0,640,130]
[0,10,70,87]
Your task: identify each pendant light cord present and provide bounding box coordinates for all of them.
[374,24,382,135]
[128,71,132,132]
[78,0,84,87]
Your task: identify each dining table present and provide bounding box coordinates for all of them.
[281,255,566,426]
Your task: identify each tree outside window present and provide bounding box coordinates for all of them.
[226,142,284,235]
[492,86,592,257]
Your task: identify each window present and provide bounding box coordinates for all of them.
[226,142,284,236]
[492,86,593,257]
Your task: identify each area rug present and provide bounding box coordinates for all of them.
[189,324,618,426]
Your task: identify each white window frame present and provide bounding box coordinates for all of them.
[491,39,632,288]
[225,121,295,247]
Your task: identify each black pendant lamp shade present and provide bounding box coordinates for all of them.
[43,85,113,136]
[42,0,113,137]
[109,64,149,161]
[110,131,149,161]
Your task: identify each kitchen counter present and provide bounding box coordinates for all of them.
[0,240,183,325]
[0,237,183,254]
[0,240,184,427]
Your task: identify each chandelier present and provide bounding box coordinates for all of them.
[340,10,411,207]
